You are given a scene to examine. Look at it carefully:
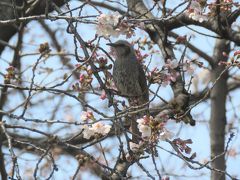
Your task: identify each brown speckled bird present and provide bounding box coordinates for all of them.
[107,40,149,143]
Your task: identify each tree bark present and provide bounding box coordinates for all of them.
[210,39,229,180]
[0,0,66,54]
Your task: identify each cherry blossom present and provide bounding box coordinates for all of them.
[183,61,196,75]
[176,35,187,43]
[234,50,240,57]
[4,66,16,83]
[82,125,95,139]
[161,70,180,86]
[91,122,111,136]
[96,12,122,37]
[96,11,134,38]
[136,118,145,125]
[159,128,174,140]
[82,122,111,139]
[173,138,193,154]
[162,176,170,180]
[137,117,151,138]
[79,74,85,83]
[80,111,94,121]
[139,125,151,138]
[187,0,208,23]
[165,59,179,69]
[100,90,107,100]
[158,109,170,118]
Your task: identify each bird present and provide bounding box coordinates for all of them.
[107,40,149,143]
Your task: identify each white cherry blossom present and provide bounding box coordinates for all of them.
[82,125,95,139]
[82,122,111,139]
[138,124,151,138]
[91,122,111,136]
[80,111,93,121]
[80,111,88,121]
[137,117,151,138]
[187,0,208,23]
[159,128,174,140]
[96,11,122,37]
[136,118,145,125]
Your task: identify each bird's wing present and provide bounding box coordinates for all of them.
[137,63,149,102]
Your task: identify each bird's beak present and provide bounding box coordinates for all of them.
[106,43,117,47]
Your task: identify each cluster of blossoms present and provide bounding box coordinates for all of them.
[173,138,194,156]
[72,49,114,100]
[72,67,93,91]
[219,50,240,67]
[137,116,152,138]
[234,50,240,58]
[80,111,94,121]
[96,11,134,38]
[161,71,180,87]
[148,59,195,86]
[93,54,112,72]
[38,42,51,55]
[80,111,111,139]
[130,116,173,152]
[208,0,237,12]
[176,35,187,44]
[187,0,238,22]
[97,57,108,69]
[4,66,17,84]
[148,67,177,87]
[82,122,111,139]
[95,56,114,90]
[187,0,208,23]
[136,116,173,140]
[130,115,196,159]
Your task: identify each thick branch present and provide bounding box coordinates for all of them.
[210,39,230,180]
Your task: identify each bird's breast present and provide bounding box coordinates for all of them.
[113,59,142,96]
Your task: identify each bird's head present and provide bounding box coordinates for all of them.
[107,40,134,57]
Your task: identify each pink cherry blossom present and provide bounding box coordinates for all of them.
[100,90,106,100]
[79,74,85,83]
[234,50,240,57]
[165,59,179,69]
[80,111,94,121]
